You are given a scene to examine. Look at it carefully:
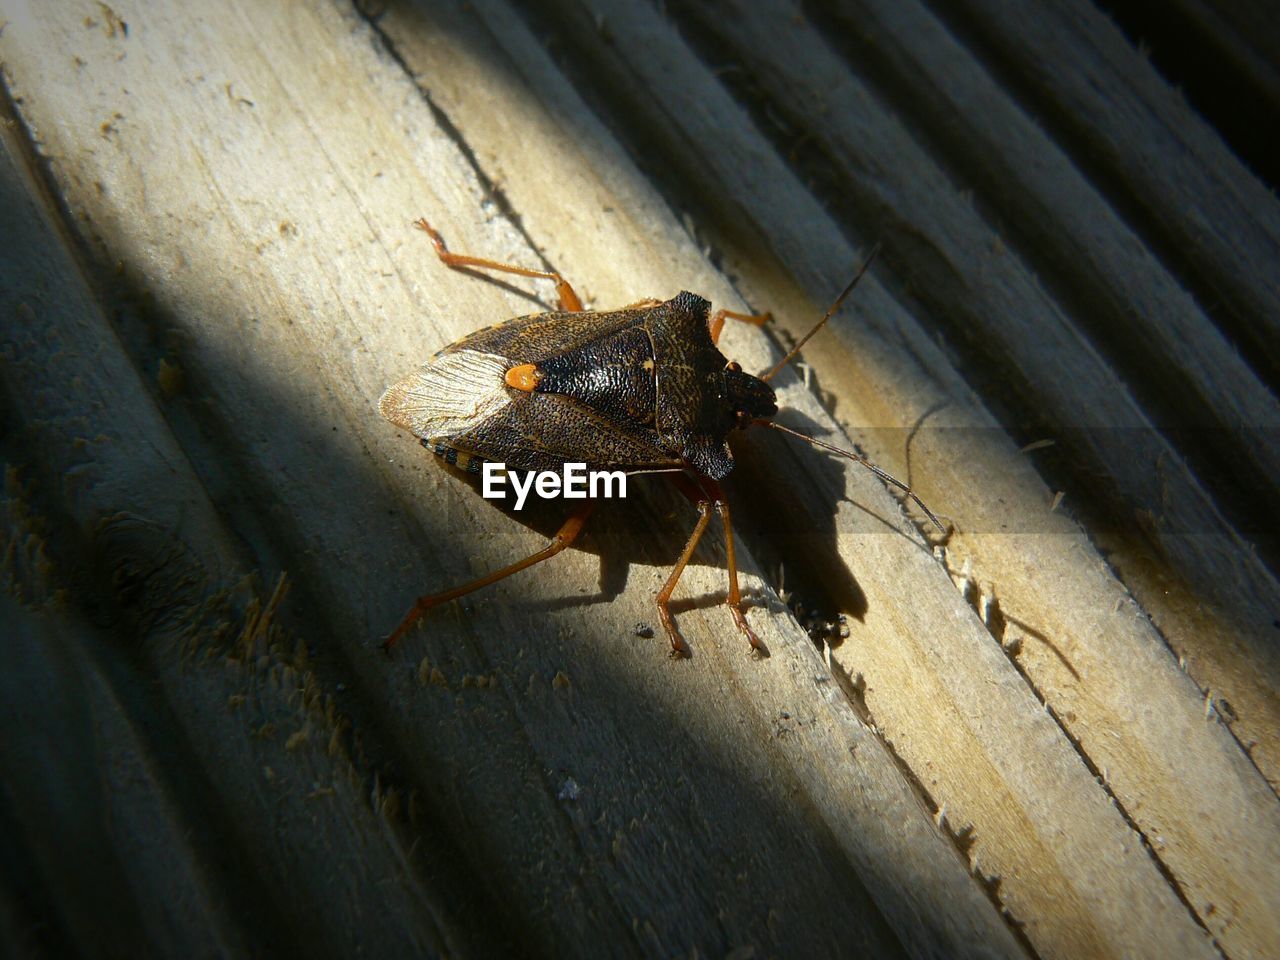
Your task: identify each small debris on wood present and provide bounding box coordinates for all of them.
[157,357,183,398]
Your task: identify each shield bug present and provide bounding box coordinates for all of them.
[379,219,943,656]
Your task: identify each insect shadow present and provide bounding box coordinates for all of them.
[442,264,559,313]
[429,464,756,625]
[411,377,931,654]
[728,407,872,640]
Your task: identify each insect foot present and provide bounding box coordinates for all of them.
[655,476,768,659]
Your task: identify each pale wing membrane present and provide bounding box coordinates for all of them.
[379,349,512,438]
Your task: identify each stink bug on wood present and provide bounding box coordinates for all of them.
[380,219,943,656]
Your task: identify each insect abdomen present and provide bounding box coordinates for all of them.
[425,438,487,475]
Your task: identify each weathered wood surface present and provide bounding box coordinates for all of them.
[1,1,1276,958]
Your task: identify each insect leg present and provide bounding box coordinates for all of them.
[667,477,763,653]
[702,479,765,654]
[655,480,715,657]
[414,218,583,311]
[708,308,770,345]
[382,500,596,651]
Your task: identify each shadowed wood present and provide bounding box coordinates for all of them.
[2,0,1276,957]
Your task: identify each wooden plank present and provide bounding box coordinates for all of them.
[594,0,1280,955]
[811,0,1280,785]
[642,0,1280,794]
[353,0,1248,957]
[0,108,474,958]
[3,0,1276,956]
[0,1,1027,956]
[0,597,257,958]
[1096,0,1280,188]
[455,0,1279,956]
[940,0,1280,394]
[813,0,1280,533]
[1174,0,1280,84]
[904,4,1280,797]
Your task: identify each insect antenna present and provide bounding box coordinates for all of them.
[757,419,946,533]
[760,243,882,383]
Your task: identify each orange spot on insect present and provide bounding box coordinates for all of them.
[504,363,543,392]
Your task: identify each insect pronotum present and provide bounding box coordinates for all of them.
[379,219,943,656]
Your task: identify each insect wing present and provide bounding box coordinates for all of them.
[379,349,511,439]
[443,304,651,366]
[440,390,680,473]
[381,304,682,473]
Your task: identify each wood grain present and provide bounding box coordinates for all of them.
[0,1,1015,956]
[1,0,1276,957]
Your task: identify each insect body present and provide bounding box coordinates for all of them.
[380,290,776,480]
[380,220,941,656]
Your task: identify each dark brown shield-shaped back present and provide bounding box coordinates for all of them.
[406,291,774,478]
